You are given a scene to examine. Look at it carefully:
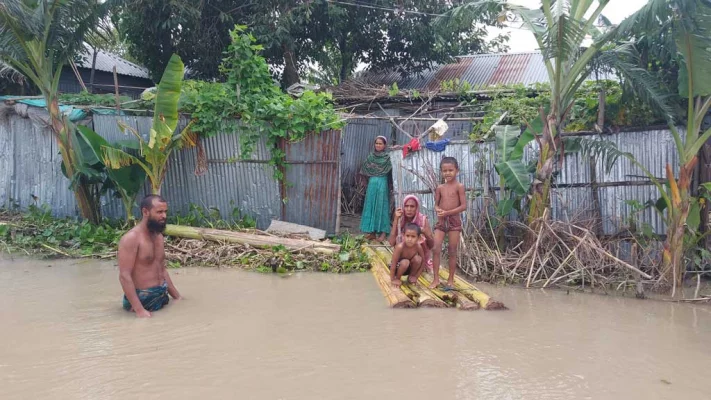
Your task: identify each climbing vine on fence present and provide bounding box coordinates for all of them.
[471,81,665,139]
[179,25,345,181]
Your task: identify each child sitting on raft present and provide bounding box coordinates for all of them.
[390,223,425,288]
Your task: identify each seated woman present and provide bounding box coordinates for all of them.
[388,195,434,272]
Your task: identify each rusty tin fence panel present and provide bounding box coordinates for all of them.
[92,115,280,229]
[281,130,342,234]
[1,113,341,231]
[0,114,78,216]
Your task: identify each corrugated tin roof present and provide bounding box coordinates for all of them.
[77,45,151,80]
[407,51,549,90]
[362,51,555,90]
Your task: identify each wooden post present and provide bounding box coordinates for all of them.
[589,155,603,236]
[631,242,645,299]
[396,161,404,243]
[89,47,98,93]
[69,60,87,92]
[113,66,121,115]
[335,130,343,235]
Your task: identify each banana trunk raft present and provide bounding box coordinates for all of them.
[364,246,506,311]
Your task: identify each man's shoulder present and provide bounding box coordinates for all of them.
[119,227,142,246]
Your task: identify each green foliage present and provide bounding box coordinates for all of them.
[472,81,665,137]
[179,80,240,137]
[388,82,399,97]
[75,125,146,222]
[244,233,370,274]
[114,0,245,80]
[0,205,124,257]
[59,91,132,107]
[169,203,256,230]
[115,0,508,85]
[0,206,368,274]
[493,125,532,196]
[180,25,344,181]
[440,79,473,96]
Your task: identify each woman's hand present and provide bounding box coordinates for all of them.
[394,207,403,221]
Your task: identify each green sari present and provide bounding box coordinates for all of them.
[360,150,392,234]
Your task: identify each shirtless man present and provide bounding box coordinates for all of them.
[118,195,181,318]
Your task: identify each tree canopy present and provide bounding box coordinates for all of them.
[112,0,508,86]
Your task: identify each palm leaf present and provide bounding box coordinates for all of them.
[613,0,676,40]
[567,137,632,174]
[595,43,677,121]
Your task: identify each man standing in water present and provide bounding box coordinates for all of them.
[118,195,181,318]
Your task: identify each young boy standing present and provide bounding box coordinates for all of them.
[429,157,467,290]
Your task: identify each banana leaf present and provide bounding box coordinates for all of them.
[494,125,519,161]
[153,54,184,134]
[495,159,531,195]
[76,125,146,206]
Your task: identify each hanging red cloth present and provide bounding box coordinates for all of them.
[402,138,421,157]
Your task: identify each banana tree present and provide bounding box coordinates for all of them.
[615,0,711,294]
[490,124,535,244]
[76,125,146,223]
[0,0,105,222]
[441,0,674,228]
[494,124,535,210]
[101,54,196,195]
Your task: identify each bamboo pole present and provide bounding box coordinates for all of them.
[164,224,341,254]
[403,281,448,308]
[437,269,507,310]
[364,247,416,308]
[452,292,480,310]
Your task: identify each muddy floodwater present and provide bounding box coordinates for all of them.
[1,256,710,400]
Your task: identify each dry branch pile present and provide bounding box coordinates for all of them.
[165,238,363,273]
[325,78,417,103]
[459,217,664,294]
[163,225,369,273]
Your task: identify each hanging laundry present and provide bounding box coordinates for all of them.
[402,138,421,157]
[425,138,451,152]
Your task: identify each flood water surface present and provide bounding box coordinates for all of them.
[1,255,710,400]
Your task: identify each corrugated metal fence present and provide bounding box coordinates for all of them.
[0,113,341,233]
[0,108,682,236]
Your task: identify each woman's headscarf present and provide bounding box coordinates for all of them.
[360,136,392,177]
[400,195,427,232]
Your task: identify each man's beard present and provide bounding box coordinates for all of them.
[147,218,166,233]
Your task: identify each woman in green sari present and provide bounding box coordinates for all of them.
[359,136,392,241]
